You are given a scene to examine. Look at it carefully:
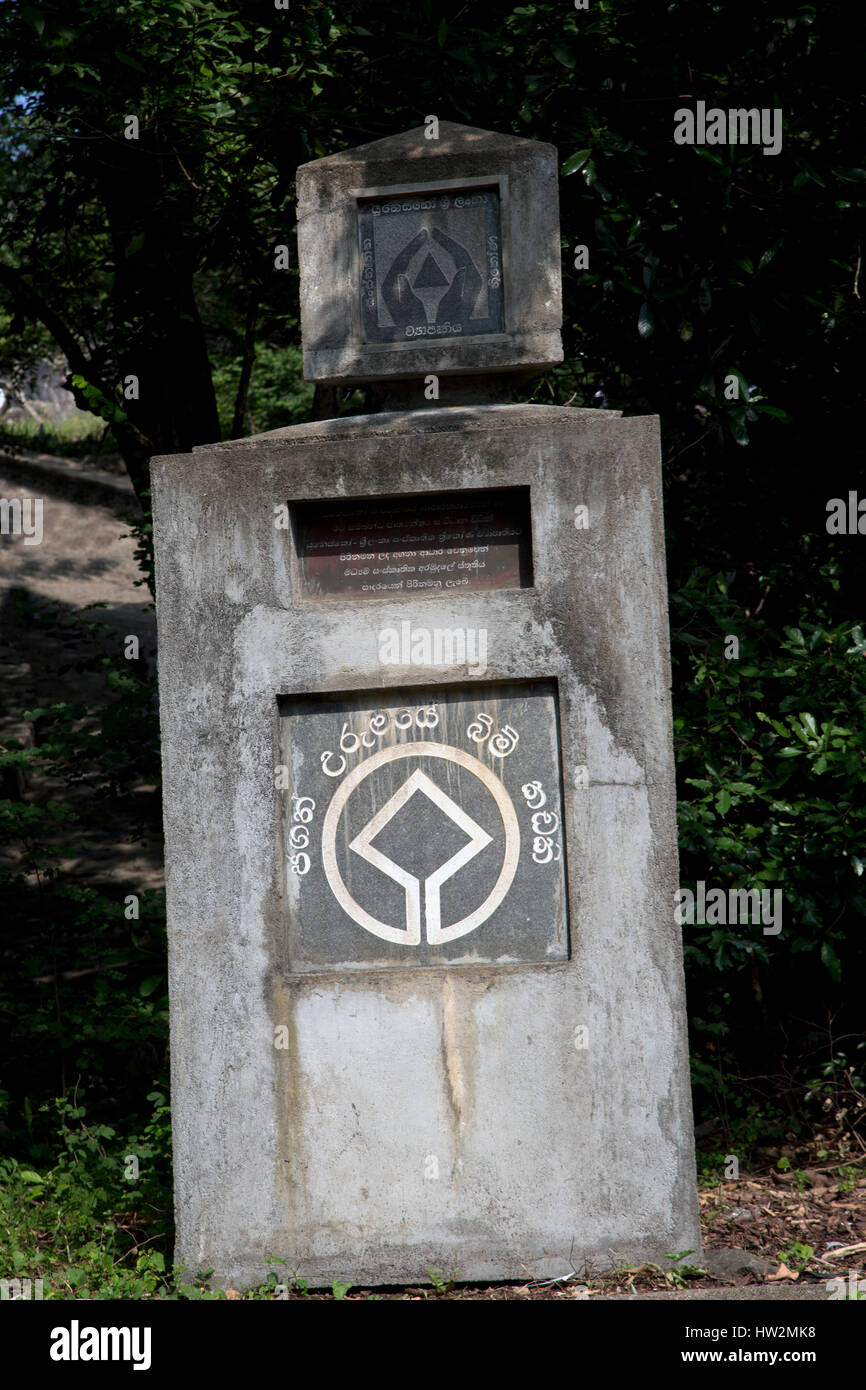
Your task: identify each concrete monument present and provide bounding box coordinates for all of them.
[151,122,699,1289]
[298,121,562,387]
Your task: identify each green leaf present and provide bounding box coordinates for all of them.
[139,975,162,997]
[715,788,732,815]
[757,713,790,738]
[114,50,148,73]
[562,148,591,176]
[22,6,45,37]
[820,941,841,982]
[727,411,749,447]
[638,302,654,338]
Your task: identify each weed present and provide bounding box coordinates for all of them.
[777,1240,814,1273]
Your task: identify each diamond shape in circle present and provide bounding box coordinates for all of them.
[349,769,492,944]
[368,790,473,878]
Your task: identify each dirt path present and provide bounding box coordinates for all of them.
[0,449,162,891]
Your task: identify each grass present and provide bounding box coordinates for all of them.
[0,413,113,460]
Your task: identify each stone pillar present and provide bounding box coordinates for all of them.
[151,122,699,1289]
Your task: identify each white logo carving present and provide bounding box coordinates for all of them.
[350,770,492,945]
[321,741,520,946]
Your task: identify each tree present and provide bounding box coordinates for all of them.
[0,0,360,496]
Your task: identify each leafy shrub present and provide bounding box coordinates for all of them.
[672,548,866,1133]
[212,343,314,438]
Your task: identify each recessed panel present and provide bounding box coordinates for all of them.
[293,488,533,600]
[279,681,568,970]
[358,186,504,342]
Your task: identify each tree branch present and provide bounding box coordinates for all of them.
[0,261,151,503]
[0,262,93,378]
[230,296,259,439]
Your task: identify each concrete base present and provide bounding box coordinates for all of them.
[151,404,699,1289]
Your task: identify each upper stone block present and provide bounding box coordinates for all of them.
[297,122,563,385]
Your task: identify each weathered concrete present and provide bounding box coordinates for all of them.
[297,123,563,384]
[152,403,699,1288]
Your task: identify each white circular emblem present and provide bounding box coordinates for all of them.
[321,741,520,946]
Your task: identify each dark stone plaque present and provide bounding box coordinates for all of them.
[279,681,569,970]
[294,489,532,600]
[358,187,504,342]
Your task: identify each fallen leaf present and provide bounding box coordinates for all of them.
[768,1263,797,1281]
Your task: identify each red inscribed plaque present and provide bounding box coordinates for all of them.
[294,489,533,601]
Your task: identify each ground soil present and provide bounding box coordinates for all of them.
[0,448,161,893]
